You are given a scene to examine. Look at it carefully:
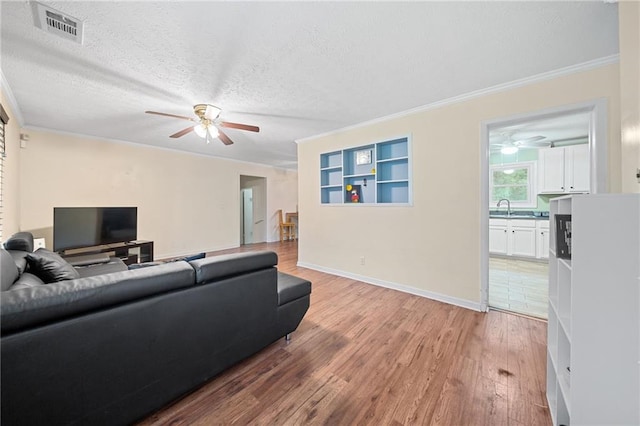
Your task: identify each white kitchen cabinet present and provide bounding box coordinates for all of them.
[489,219,508,255]
[564,144,590,192]
[509,219,537,257]
[538,145,590,194]
[547,194,640,426]
[490,218,544,258]
[536,220,550,259]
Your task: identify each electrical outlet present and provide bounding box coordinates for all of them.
[34,238,46,250]
[360,256,365,265]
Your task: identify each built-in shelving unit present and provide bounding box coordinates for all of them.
[546,194,639,426]
[376,138,409,203]
[320,137,411,205]
[320,151,343,204]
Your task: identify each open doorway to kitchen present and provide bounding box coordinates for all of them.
[480,100,608,318]
[240,175,267,245]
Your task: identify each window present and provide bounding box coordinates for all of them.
[0,103,8,241]
[490,161,536,208]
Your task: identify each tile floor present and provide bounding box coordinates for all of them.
[489,256,548,319]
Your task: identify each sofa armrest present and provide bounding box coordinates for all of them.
[189,251,277,284]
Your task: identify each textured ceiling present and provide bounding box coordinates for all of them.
[1,1,619,169]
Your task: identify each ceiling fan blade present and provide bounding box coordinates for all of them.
[146,111,196,122]
[219,121,260,133]
[516,135,546,143]
[518,141,551,147]
[218,129,234,145]
[170,126,195,138]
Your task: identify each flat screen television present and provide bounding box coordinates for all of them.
[53,207,137,252]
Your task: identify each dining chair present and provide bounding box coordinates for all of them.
[277,209,296,241]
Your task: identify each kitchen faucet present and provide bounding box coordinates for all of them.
[497,198,511,216]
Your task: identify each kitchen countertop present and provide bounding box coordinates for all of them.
[489,211,549,220]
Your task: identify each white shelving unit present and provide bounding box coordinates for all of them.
[547,194,640,426]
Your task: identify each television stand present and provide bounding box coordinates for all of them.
[62,240,154,266]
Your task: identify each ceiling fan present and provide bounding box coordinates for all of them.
[491,131,549,154]
[145,104,260,145]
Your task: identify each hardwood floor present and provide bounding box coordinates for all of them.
[139,241,551,425]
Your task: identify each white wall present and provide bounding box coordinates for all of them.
[17,129,297,258]
[297,63,621,309]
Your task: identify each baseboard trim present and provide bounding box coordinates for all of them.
[297,261,483,312]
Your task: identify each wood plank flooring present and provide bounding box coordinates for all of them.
[139,241,551,425]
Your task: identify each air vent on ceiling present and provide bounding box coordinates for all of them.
[31,2,84,45]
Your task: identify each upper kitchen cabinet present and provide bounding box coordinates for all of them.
[538,144,590,194]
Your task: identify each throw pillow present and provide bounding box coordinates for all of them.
[26,248,80,283]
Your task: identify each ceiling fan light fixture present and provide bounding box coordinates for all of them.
[208,125,219,139]
[503,169,515,175]
[194,123,207,138]
[501,146,519,155]
[204,105,222,120]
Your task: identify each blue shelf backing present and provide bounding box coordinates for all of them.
[344,176,375,204]
[377,138,408,161]
[321,151,342,169]
[321,187,343,204]
[377,181,409,203]
[321,168,342,186]
[377,159,408,181]
[343,145,375,176]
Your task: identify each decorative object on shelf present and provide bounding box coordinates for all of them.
[356,149,372,165]
[346,185,362,203]
[555,214,572,259]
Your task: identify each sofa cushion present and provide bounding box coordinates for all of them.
[9,272,46,291]
[1,249,19,291]
[7,250,28,274]
[1,261,196,334]
[4,232,34,252]
[76,258,129,278]
[26,248,80,283]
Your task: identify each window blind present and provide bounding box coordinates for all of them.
[0,103,9,242]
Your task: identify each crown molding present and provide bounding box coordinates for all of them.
[0,69,25,126]
[296,54,620,144]
[21,125,298,172]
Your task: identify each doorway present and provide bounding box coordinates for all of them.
[480,99,608,316]
[240,175,267,245]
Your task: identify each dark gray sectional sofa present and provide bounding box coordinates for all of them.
[1,232,311,425]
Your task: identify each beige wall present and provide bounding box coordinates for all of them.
[16,129,297,258]
[619,1,640,193]
[1,90,22,238]
[298,64,620,308]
